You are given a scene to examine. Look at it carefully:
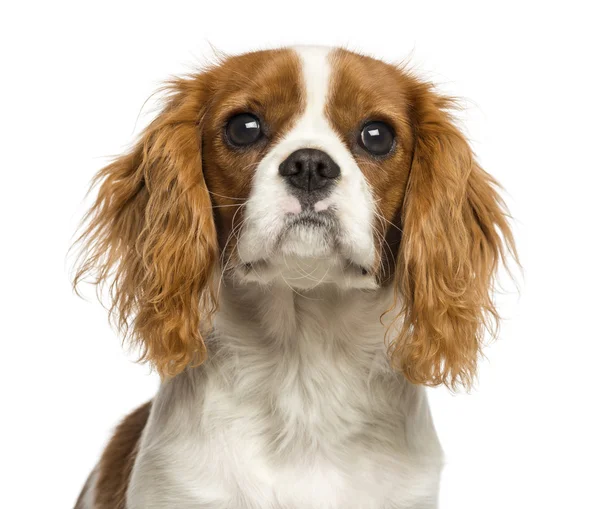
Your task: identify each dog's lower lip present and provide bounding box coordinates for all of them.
[286,212,333,228]
[294,217,326,227]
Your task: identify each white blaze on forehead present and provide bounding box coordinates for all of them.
[236,46,377,287]
[292,46,332,131]
[281,46,350,157]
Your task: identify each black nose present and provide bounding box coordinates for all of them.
[278,148,341,193]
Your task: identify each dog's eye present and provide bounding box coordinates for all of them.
[359,121,395,156]
[226,113,262,146]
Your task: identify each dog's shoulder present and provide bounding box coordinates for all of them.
[75,401,152,509]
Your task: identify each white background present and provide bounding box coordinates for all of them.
[1,1,599,507]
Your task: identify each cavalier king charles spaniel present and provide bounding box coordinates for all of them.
[74,46,515,509]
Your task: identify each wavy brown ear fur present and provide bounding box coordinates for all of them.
[390,79,516,389]
[73,76,218,377]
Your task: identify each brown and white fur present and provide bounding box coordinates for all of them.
[73,46,515,509]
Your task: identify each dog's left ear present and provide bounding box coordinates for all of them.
[390,80,516,389]
[73,75,219,377]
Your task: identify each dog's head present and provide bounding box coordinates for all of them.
[74,47,514,388]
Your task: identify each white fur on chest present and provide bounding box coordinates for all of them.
[127,285,443,509]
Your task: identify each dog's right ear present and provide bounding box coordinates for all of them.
[73,75,219,377]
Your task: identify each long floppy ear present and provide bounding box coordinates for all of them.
[390,81,516,389]
[73,76,218,377]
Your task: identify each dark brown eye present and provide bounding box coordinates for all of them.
[359,121,395,156]
[226,113,262,146]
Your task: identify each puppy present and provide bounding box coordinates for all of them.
[73,46,515,509]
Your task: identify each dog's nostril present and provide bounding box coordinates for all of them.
[278,149,340,193]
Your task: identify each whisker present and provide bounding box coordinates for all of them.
[207,190,247,202]
[372,207,403,234]
[217,207,250,295]
[280,255,324,282]
[208,203,249,210]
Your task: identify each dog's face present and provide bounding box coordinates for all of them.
[201,47,414,290]
[75,47,514,388]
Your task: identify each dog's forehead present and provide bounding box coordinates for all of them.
[205,48,303,126]
[207,47,409,122]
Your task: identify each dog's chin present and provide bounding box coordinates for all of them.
[238,256,376,290]
[236,223,377,291]
[279,221,337,258]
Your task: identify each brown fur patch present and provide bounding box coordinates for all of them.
[74,402,151,509]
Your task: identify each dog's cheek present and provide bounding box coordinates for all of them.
[201,140,258,260]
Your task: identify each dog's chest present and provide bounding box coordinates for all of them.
[128,295,443,508]
[128,369,441,509]
[161,421,433,509]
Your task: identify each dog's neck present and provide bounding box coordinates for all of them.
[213,279,396,355]
[208,281,401,408]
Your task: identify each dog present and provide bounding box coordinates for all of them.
[73,45,515,509]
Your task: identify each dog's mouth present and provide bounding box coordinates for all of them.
[234,210,374,288]
[284,210,337,230]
